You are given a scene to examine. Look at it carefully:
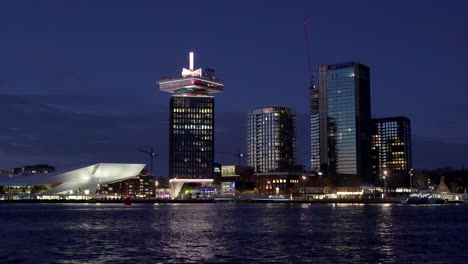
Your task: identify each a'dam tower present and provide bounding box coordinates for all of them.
[157,52,224,198]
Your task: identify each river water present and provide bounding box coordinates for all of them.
[0,203,467,263]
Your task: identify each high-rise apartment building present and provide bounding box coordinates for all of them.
[317,62,371,185]
[371,116,412,185]
[157,52,224,179]
[310,84,320,173]
[247,106,296,173]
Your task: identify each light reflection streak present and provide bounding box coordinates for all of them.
[376,204,396,261]
[152,204,216,262]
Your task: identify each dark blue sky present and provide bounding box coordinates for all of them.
[1,1,467,175]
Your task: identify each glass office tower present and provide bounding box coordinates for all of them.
[247,106,296,173]
[169,96,214,179]
[371,116,412,185]
[318,62,371,185]
[158,52,224,179]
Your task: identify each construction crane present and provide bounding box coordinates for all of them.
[137,147,158,176]
[219,152,245,166]
[303,18,316,90]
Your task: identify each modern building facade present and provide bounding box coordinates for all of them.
[157,52,224,180]
[253,172,312,195]
[318,62,371,185]
[99,170,157,198]
[219,165,255,195]
[0,163,145,197]
[169,96,214,179]
[371,116,412,185]
[247,106,296,173]
[310,82,320,173]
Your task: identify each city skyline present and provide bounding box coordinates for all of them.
[1,1,467,176]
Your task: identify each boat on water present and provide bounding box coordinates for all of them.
[402,176,466,204]
[401,189,445,204]
[401,194,445,204]
[213,197,235,203]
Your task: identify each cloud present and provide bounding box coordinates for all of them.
[2,92,164,116]
[433,30,468,47]
[412,136,468,169]
[0,94,168,172]
[440,103,468,114]
[435,119,458,127]
[36,68,83,82]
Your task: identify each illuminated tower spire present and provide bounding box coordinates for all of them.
[189,51,194,71]
[158,52,223,96]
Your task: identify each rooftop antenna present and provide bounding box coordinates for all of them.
[189,51,194,71]
[182,51,202,77]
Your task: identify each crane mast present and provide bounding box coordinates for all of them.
[137,147,158,176]
[304,18,321,174]
[303,18,316,90]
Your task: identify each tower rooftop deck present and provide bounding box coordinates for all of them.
[158,75,224,94]
[157,51,224,95]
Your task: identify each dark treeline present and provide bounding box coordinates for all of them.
[413,168,468,193]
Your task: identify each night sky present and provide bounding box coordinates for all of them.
[1,1,467,176]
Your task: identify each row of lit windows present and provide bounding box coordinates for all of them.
[173,119,212,125]
[173,113,213,119]
[173,108,212,113]
[327,72,355,80]
[174,146,212,151]
[173,124,212,129]
[273,179,287,183]
[173,130,212,135]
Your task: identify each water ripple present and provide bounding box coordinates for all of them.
[0,203,467,263]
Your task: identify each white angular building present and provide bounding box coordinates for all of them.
[0,163,145,197]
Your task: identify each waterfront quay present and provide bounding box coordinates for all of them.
[0,198,418,204]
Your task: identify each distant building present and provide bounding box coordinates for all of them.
[371,116,412,186]
[317,62,372,185]
[11,164,55,176]
[157,52,224,181]
[219,165,255,194]
[99,170,156,198]
[253,172,312,195]
[247,106,296,173]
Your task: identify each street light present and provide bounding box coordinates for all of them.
[409,168,414,191]
[383,170,388,196]
[302,176,307,201]
[155,180,159,198]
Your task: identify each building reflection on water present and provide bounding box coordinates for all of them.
[5,203,463,263]
[150,204,217,262]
